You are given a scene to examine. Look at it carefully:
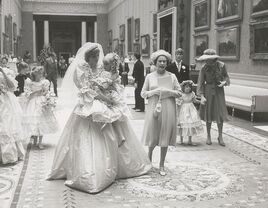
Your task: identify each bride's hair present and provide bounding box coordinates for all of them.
[84,47,100,63]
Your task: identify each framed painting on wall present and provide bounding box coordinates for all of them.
[251,0,268,18]
[250,21,268,60]
[194,34,209,58]
[194,0,210,31]
[119,24,125,41]
[215,0,243,24]
[141,35,150,56]
[134,18,140,41]
[108,30,113,45]
[113,39,119,53]
[216,25,240,60]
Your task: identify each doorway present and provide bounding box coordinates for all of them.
[160,14,172,54]
[157,7,177,58]
[49,21,81,61]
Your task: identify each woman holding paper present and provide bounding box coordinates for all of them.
[141,50,181,176]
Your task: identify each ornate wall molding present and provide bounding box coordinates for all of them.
[22,1,108,14]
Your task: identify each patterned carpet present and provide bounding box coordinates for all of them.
[1,119,268,208]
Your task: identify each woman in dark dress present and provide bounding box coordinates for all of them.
[197,49,230,146]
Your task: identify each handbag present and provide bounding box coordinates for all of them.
[153,91,162,118]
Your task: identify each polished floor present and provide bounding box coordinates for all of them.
[1,86,268,208]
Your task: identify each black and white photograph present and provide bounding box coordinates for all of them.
[1,1,268,208]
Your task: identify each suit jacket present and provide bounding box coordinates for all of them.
[132,60,144,87]
[166,61,190,83]
[44,57,58,79]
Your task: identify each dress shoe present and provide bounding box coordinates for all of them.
[159,167,166,176]
[218,137,225,146]
[132,107,138,110]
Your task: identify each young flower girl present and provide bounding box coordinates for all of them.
[22,66,58,149]
[177,80,203,145]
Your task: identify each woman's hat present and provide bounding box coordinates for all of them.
[197,49,219,61]
[151,50,172,63]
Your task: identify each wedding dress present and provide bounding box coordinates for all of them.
[48,43,151,193]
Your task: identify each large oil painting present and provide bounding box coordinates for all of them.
[194,0,210,31]
[251,0,268,18]
[217,25,240,60]
[194,34,209,58]
[250,21,268,59]
[216,0,243,24]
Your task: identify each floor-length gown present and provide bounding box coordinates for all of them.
[0,68,25,164]
[48,63,151,193]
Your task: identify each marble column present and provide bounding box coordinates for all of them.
[33,20,36,61]
[94,21,97,42]
[81,21,86,45]
[44,20,49,46]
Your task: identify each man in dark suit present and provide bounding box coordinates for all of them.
[44,52,58,96]
[132,53,145,112]
[166,48,190,83]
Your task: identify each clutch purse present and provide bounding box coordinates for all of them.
[153,91,162,118]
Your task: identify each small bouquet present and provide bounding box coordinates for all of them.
[41,91,57,111]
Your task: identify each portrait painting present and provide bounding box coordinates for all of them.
[217,25,240,60]
[119,24,125,41]
[216,0,243,24]
[141,34,150,56]
[194,0,210,31]
[134,18,140,41]
[251,0,268,18]
[194,34,209,58]
[250,21,268,59]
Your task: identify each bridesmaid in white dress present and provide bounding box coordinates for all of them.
[48,43,151,193]
[0,67,25,164]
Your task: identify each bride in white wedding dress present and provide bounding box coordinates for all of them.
[47,42,151,193]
